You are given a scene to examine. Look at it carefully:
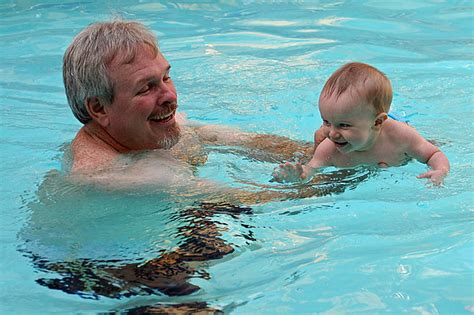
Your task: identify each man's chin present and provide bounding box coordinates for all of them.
[159,124,182,149]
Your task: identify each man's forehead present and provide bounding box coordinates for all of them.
[108,44,162,68]
[107,51,169,93]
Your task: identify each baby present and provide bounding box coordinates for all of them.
[273,62,450,185]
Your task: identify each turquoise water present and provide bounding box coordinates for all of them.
[1,1,473,314]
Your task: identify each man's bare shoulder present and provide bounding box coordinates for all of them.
[70,127,118,173]
[68,125,197,188]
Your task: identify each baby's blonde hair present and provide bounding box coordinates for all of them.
[320,62,392,114]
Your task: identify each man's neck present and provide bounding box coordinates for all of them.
[83,121,130,153]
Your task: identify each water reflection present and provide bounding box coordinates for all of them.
[19,162,374,313]
[20,171,257,299]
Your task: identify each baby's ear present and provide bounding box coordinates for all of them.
[374,112,388,128]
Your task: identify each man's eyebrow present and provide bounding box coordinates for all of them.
[135,76,157,87]
[134,66,172,86]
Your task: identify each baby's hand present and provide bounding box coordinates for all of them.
[272,162,306,183]
[417,170,447,186]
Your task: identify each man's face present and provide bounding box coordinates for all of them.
[319,91,379,154]
[103,45,180,151]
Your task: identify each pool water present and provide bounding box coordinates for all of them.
[1,1,473,314]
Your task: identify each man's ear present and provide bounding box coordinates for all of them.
[374,112,388,129]
[85,97,109,127]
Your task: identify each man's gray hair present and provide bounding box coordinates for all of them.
[63,20,159,124]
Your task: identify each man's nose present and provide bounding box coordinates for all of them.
[158,82,177,104]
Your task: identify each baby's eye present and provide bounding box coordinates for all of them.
[339,123,351,128]
[323,120,330,126]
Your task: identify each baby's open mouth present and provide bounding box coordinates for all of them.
[332,140,348,146]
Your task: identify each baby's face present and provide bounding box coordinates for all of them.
[319,91,380,153]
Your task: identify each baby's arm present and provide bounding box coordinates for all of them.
[417,150,450,184]
[402,126,450,184]
[272,137,334,183]
[314,125,329,147]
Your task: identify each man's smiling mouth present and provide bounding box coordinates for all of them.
[149,111,175,123]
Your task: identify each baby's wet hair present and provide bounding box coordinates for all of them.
[320,62,392,114]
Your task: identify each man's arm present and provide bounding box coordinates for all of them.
[69,161,327,205]
[193,124,313,163]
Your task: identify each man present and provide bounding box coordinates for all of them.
[63,20,313,202]
[31,20,333,306]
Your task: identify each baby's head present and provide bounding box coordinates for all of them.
[318,63,393,153]
[320,62,392,116]
[320,62,392,114]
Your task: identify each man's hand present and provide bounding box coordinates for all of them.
[272,162,306,183]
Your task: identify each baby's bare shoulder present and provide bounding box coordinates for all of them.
[311,138,339,165]
[383,119,418,142]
